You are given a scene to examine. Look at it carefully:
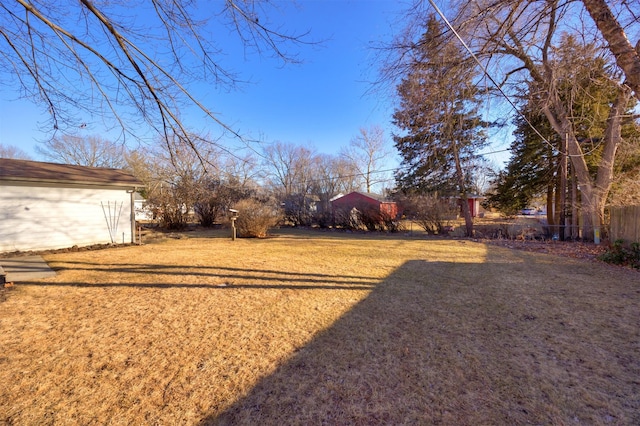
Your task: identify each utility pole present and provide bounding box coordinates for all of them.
[559,133,568,241]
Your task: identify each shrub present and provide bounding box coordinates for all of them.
[148,195,190,230]
[281,193,315,227]
[380,210,400,233]
[599,240,640,269]
[333,207,361,230]
[146,177,195,230]
[359,205,383,231]
[194,177,255,227]
[194,198,221,228]
[398,193,457,235]
[157,204,190,230]
[312,211,334,229]
[333,204,399,232]
[232,198,281,238]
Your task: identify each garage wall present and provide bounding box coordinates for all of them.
[0,183,133,252]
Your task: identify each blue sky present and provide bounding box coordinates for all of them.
[200,0,402,154]
[0,0,511,166]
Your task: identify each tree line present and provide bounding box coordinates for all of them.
[0,127,394,230]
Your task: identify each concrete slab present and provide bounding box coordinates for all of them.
[0,255,56,282]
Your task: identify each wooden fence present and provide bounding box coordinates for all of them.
[609,206,640,245]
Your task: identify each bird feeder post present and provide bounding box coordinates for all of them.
[229,209,239,241]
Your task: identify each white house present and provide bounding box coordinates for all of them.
[0,158,142,253]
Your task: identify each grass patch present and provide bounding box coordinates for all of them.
[1,228,639,424]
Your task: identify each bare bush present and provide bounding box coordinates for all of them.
[281,193,315,227]
[332,207,360,230]
[233,198,281,238]
[194,177,255,227]
[147,179,196,230]
[359,205,383,231]
[400,194,458,235]
[381,210,401,233]
[334,203,399,232]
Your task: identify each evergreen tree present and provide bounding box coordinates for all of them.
[392,15,488,236]
[486,95,558,218]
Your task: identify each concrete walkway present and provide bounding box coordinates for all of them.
[0,255,56,282]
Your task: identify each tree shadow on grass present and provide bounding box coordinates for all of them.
[48,261,380,282]
[26,262,379,290]
[202,256,640,425]
[30,281,376,291]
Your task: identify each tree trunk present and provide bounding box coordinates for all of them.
[581,0,640,102]
[571,170,579,239]
[459,193,474,237]
[559,133,568,241]
[594,86,631,223]
[452,142,474,237]
[542,84,629,242]
[542,103,595,240]
[546,181,555,230]
[554,171,562,236]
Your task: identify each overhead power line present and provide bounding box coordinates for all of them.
[426,0,574,157]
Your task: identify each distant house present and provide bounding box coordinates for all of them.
[331,191,399,220]
[134,192,154,221]
[0,158,142,252]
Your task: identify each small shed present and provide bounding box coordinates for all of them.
[331,191,399,219]
[0,158,142,252]
[459,194,484,218]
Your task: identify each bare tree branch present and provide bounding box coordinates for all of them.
[0,0,313,160]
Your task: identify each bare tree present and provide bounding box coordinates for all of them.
[262,141,318,225]
[310,154,361,224]
[221,152,262,190]
[467,156,496,195]
[341,125,393,193]
[262,141,316,198]
[0,143,31,159]
[0,1,310,161]
[314,154,361,196]
[36,134,126,168]
[129,133,221,228]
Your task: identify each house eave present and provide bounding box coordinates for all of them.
[0,177,141,190]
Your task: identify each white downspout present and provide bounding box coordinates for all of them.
[129,189,136,244]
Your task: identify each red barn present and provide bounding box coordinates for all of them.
[331,192,398,220]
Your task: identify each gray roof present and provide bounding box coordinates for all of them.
[0,158,142,188]
[354,191,389,202]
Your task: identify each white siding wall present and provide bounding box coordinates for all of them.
[0,184,133,252]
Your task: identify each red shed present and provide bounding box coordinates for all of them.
[457,194,484,218]
[331,192,398,219]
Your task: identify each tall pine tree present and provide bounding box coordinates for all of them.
[392,15,488,236]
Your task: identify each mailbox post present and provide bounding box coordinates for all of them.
[229,209,239,241]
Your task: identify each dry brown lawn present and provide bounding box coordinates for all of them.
[1,228,639,425]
